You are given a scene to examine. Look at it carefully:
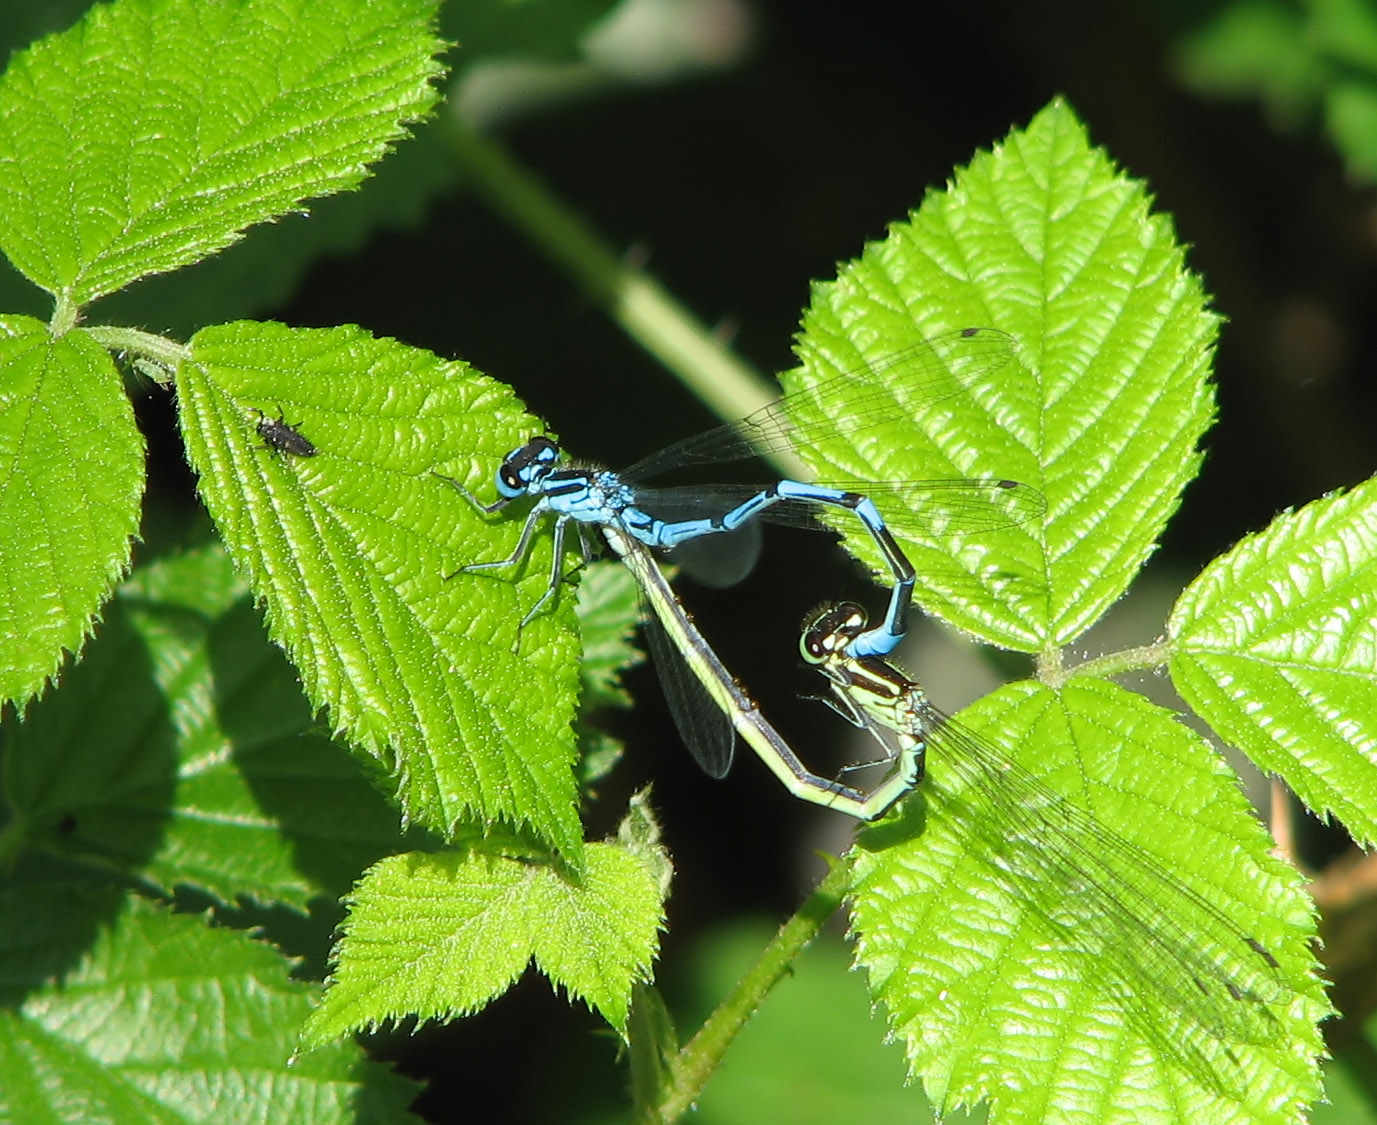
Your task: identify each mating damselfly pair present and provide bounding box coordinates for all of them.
[437,323,1298,1094]
[435,325,1043,810]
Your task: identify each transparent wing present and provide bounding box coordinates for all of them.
[623,327,1018,480]
[640,600,736,779]
[913,700,1287,1077]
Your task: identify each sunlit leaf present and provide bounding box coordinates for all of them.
[0,316,142,708]
[1171,474,1377,845]
[850,679,1326,1125]
[0,0,444,307]
[789,98,1215,652]
[178,321,584,860]
[302,804,667,1047]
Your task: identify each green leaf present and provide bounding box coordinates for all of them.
[615,787,672,901]
[177,321,585,860]
[94,121,458,338]
[1314,0,1377,70]
[789,98,1216,652]
[301,815,667,1047]
[0,880,418,1124]
[1312,0,1377,180]
[0,315,143,709]
[0,0,445,309]
[3,541,416,907]
[0,2,614,337]
[60,0,618,337]
[574,562,640,788]
[849,678,1326,1125]
[627,983,679,1117]
[1170,474,1377,845]
[1325,78,1377,181]
[576,728,626,792]
[577,559,643,712]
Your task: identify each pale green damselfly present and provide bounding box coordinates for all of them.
[600,525,920,820]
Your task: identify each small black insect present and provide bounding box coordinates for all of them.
[251,407,318,457]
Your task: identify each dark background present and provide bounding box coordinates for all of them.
[142,0,1376,1119]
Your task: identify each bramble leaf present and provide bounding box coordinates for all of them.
[0,315,143,709]
[789,98,1215,652]
[3,542,416,908]
[95,122,457,339]
[576,560,642,713]
[301,804,667,1047]
[574,560,641,788]
[0,881,417,1123]
[177,321,584,861]
[849,679,1326,1125]
[1170,474,1377,845]
[0,0,444,309]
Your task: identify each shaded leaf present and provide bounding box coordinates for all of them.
[1173,0,1322,127]
[0,880,418,1124]
[577,559,642,712]
[3,542,417,907]
[1175,0,1377,182]
[574,561,641,789]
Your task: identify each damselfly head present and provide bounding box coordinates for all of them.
[498,435,561,496]
[800,601,870,663]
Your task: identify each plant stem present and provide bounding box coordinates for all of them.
[652,857,851,1121]
[82,325,188,382]
[1044,638,1172,686]
[440,115,806,474]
